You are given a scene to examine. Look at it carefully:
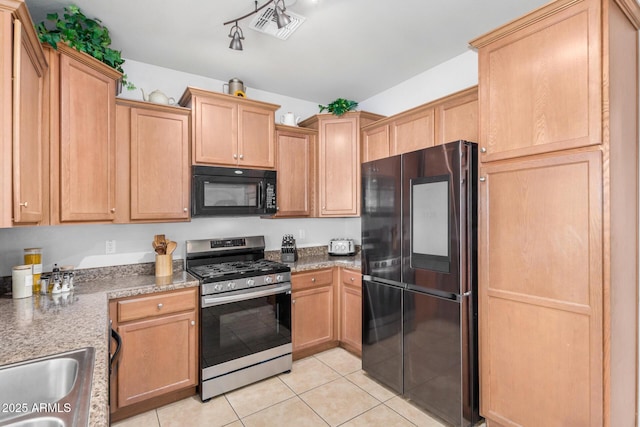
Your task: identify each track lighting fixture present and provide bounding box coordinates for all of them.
[223,0,292,50]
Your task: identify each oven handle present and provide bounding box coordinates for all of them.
[202,283,292,307]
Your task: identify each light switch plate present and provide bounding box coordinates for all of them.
[105,240,116,254]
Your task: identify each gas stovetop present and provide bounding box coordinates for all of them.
[189,259,290,282]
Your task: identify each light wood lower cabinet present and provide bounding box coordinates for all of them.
[109,287,198,421]
[291,268,336,359]
[338,269,362,356]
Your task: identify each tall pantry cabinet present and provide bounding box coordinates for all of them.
[470,0,639,425]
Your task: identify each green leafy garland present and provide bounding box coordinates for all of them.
[318,98,358,116]
[35,5,134,90]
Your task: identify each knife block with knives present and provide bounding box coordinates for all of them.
[153,234,177,277]
[281,234,298,263]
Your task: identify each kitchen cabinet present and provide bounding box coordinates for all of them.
[291,268,337,359]
[300,111,383,217]
[45,43,121,224]
[338,268,362,356]
[109,287,198,421]
[274,125,317,217]
[360,86,478,162]
[0,3,48,227]
[115,99,190,222]
[179,87,279,169]
[470,0,639,425]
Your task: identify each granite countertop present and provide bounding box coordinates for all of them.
[265,247,361,273]
[0,271,199,427]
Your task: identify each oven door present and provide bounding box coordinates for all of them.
[200,283,292,387]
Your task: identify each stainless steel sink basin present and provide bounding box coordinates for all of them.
[0,347,95,427]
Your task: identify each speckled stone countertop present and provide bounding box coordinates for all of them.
[0,270,198,427]
[265,246,361,272]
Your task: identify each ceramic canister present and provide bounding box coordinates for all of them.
[12,265,33,299]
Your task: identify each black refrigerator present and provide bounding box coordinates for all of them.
[361,140,480,427]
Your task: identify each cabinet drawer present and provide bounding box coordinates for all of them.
[117,288,197,323]
[292,268,333,291]
[341,269,361,288]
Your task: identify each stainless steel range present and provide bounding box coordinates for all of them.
[185,236,292,401]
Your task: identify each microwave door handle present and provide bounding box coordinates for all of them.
[257,181,264,209]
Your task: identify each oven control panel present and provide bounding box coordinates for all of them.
[201,272,291,296]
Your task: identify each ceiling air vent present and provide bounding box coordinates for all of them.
[248,6,305,40]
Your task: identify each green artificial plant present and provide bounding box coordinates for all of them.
[35,4,134,90]
[318,98,358,116]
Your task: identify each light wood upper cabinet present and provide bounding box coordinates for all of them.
[471,0,640,425]
[45,43,121,224]
[275,125,317,217]
[115,100,190,223]
[0,4,47,227]
[179,87,278,169]
[390,108,435,155]
[300,111,383,217]
[472,0,600,161]
[360,86,477,162]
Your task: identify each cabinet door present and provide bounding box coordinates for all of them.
[339,269,362,355]
[435,88,478,145]
[275,129,313,217]
[129,107,190,220]
[292,285,334,355]
[476,1,600,161]
[193,95,237,165]
[12,18,44,223]
[318,116,359,216]
[59,51,116,222]
[390,108,434,155]
[479,150,603,426]
[238,104,275,168]
[116,310,197,408]
[362,124,389,162]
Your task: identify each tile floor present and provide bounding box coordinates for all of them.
[112,347,484,427]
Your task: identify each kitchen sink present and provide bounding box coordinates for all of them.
[0,347,95,427]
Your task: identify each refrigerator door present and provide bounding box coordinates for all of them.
[404,289,478,427]
[402,141,476,296]
[361,155,402,282]
[362,279,403,394]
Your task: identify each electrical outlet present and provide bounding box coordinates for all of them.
[105,240,116,254]
[298,229,306,239]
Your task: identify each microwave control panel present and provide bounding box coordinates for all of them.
[266,183,276,209]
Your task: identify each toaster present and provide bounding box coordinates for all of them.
[328,238,355,256]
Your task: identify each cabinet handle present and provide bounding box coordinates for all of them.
[311,277,316,282]
[480,147,487,153]
[292,299,296,304]
[239,154,244,159]
[19,201,28,208]
[479,177,486,182]
[233,154,238,159]
[191,320,195,326]
[350,277,354,281]
[183,208,188,212]
[110,208,116,213]
[157,303,163,309]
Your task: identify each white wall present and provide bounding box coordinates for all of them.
[0,50,478,276]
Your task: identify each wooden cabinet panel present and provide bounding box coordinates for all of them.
[475,1,600,161]
[435,88,478,145]
[479,150,603,425]
[12,18,45,224]
[180,87,278,169]
[339,269,362,355]
[0,11,10,227]
[117,288,197,323]
[275,126,316,217]
[238,104,275,168]
[129,106,190,220]
[55,44,119,222]
[362,124,389,162]
[116,310,197,408]
[390,108,434,155]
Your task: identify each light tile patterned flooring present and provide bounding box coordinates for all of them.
[112,347,484,427]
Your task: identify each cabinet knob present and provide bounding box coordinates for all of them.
[157,303,163,309]
[350,277,354,281]
[292,299,296,304]
[480,147,487,153]
[183,208,188,212]
[191,320,195,326]
[479,177,486,182]
[19,201,28,208]
[233,154,238,159]
[239,154,244,159]
[110,208,116,213]
[311,277,316,282]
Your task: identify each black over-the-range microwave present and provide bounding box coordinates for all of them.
[191,165,277,216]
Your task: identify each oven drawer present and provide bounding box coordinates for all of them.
[292,268,333,291]
[117,288,197,323]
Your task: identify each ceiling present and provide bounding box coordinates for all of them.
[24,0,551,104]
